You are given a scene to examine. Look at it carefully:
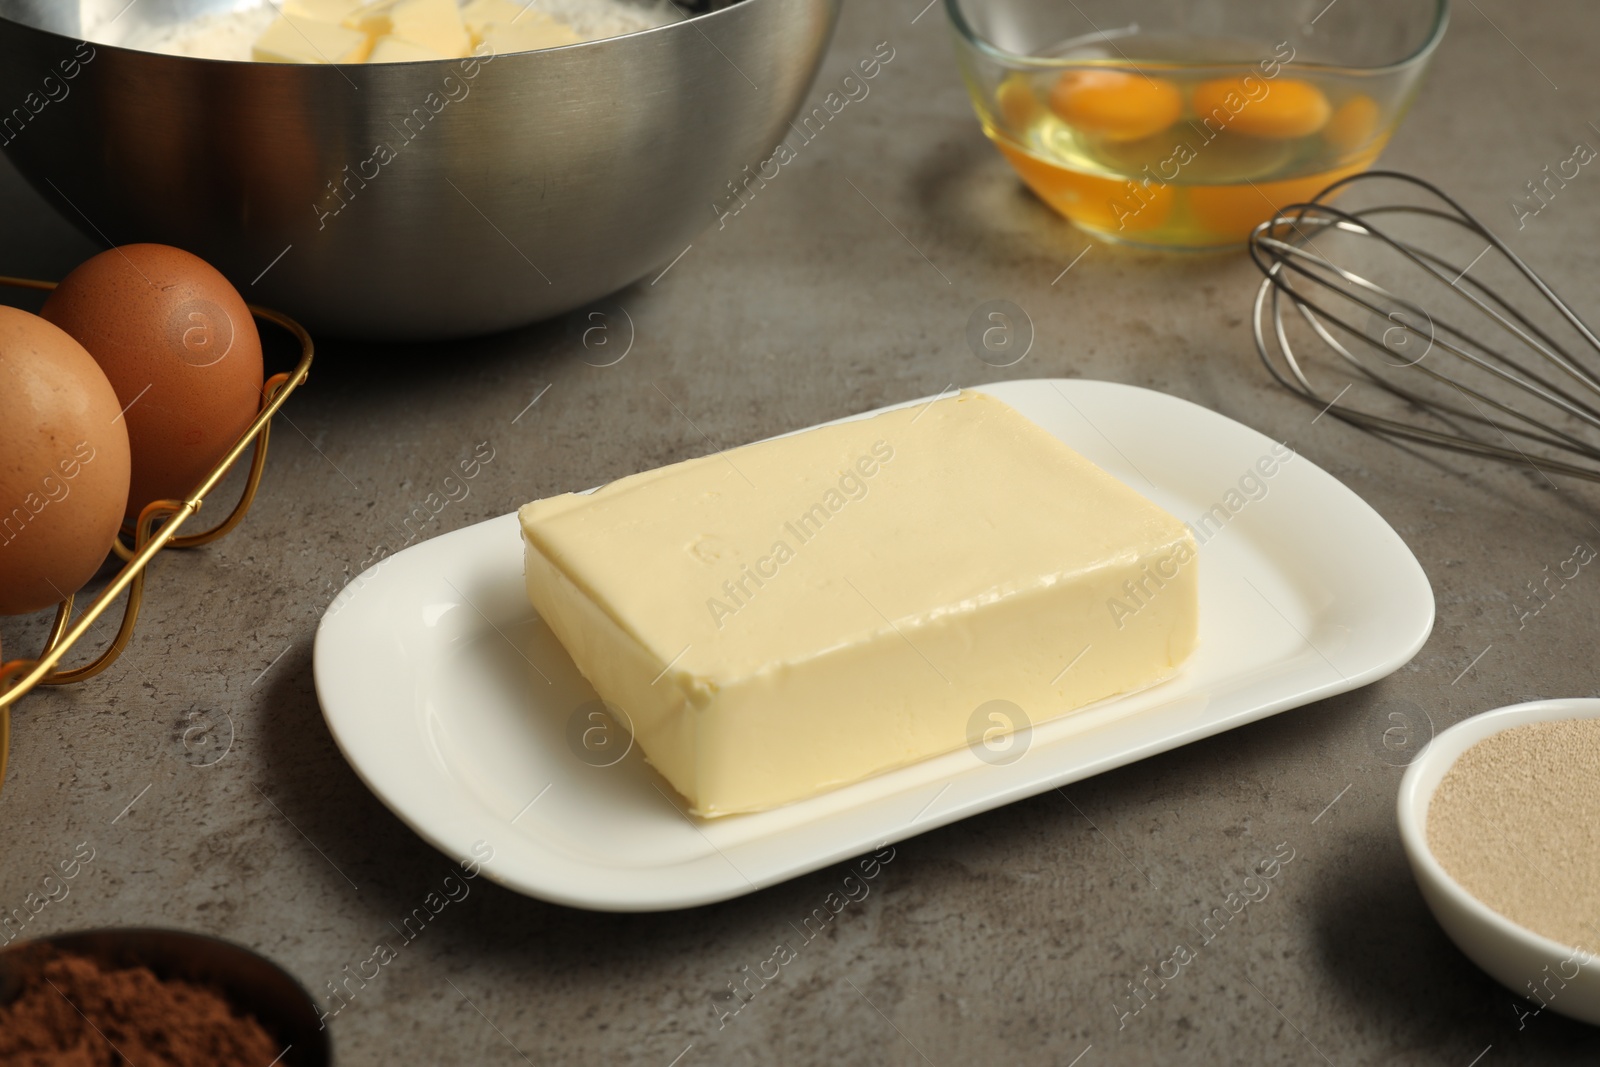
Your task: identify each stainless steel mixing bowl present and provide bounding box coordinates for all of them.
[0,0,838,339]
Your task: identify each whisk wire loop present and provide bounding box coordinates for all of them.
[1249,170,1600,483]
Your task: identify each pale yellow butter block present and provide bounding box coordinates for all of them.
[340,0,390,32]
[252,14,371,63]
[283,0,369,21]
[477,13,582,52]
[460,0,529,37]
[367,34,449,62]
[345,0,471,57]
[519,390,1199,817]
[342,0,400,35]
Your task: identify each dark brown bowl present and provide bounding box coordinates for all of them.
[0,926,331,1066]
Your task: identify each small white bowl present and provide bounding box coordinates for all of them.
[1398,697,1600,1026]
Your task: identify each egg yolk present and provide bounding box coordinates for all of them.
[1192,76,1331,140]
[1050,70,1183,142]
[1188,155,1377,241]
[994,73,1042,130]
[1324,94,1381,152]
[997,142,1175,234]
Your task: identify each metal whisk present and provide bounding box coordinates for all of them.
[1249,170,1600,482]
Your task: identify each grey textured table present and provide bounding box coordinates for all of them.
[5,1,1600,1064]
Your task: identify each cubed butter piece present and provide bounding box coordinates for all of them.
[460,0,529,36]
[477,12,582,53]
[520,390,1199,817]
[283,0,369,21]
[345,0,471,57]
[367,34,449,62]
[342,0,401,35]
[252,14,371,63]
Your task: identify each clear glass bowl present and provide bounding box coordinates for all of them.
[946,0,1447,250]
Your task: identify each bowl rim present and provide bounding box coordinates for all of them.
[942,0,1450,76]
[1396,697,1600,973]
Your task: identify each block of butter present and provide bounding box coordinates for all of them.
[345,0,471,58]
[460,0,528,36]
[460,0,582,51]
[252,13,372,63]
[476,13,582,53]
[283,0,368,20]
[366,34,449,62]
[519,390,1198,816]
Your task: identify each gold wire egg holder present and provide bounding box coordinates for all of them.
[0,275,314,792]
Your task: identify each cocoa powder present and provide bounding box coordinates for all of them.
[0,946,282,1066]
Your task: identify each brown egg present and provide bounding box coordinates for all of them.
[0,307,132,615]
[41,244,264,519]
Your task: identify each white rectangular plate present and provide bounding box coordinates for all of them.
[313,379,1433,911]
